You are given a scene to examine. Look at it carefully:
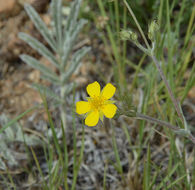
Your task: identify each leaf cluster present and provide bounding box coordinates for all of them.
[19,0,90,104]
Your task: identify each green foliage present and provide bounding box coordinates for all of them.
[1,0,194,189]
[1,0,89,186]
[24,4,56,52]
[95,0,195,188]
[18,33,59,68]
[0,114,41,170]
[19,0,91,108]
[20,54,60,83]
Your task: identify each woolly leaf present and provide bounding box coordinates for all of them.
[32,83,64,103]
[65,0,82,33]
[20,54,60,83]
[0,114,42,170]
[41,74,61,85]
[51,0,62,48]
[24,4,56,51]
[19,33,59,69]
[62,19,88,67]
[62,46,90,83]
[65,82,75,95]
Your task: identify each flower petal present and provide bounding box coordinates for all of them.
[101,83,116,100]
[76,101,90,114]
[85,111,99,126]
[102,104,117,118]
[87,81,100,97]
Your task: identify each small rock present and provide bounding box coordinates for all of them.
[0,0,20,18]
[188,85,195,103]
[0,0,15,13]
[19,0,50,13]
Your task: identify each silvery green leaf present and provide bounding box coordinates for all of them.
[51,0,62,48]
[62,6,70,16]
[23,135,42,146]
[71,19,88,41]
[61,63,80,83]
[15,125,24,142]
[19,33,60,69]
[20,54,59,82]
[24,4,57,51]
[0,158,6,170]
[72,46,91,64]
[65,0,82,33]
[0,114,43,170]
[32,83,64,103]
[15,124,41,146]
[0,139,17,168]
[41,74,61,85]
[0,114,15,140]
[4,123,15,140]
[0,142,17,167]
[62,19,88,67]
[62,46,90,83]
[65,82,75,95]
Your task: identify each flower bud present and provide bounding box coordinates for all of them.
[148,20,159,41]
[130,32,138,41]
[119,29,138,42]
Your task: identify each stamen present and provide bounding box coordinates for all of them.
[89,96,105,111]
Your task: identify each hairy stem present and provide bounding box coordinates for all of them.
[123,0,150,49]
[124,0,186,126]
[60,85,67,130]
[135,113,195,145]
[59,48,67,130]
[151,54,185,125]
[136,113,178,131]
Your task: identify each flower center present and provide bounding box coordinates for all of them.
[89,96,105,111]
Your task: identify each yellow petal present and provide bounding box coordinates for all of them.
[87,81,100,97]
[76,101,90,114]
[85,111,99,126]
[102,104,117,118]
[101,83,116,100]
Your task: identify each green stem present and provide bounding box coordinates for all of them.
[124,0,186,126]
[135,113,195,145]
[136,113,178,131]
[60,85,67,130]
[123,0,151,49]
[97,0,124,92]
[114,0,120,45]
[150,53,185,126]
[58,45,67,130]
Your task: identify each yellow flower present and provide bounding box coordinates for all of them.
[76,81,117,126]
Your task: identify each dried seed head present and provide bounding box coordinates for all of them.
[96,16,109,29]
